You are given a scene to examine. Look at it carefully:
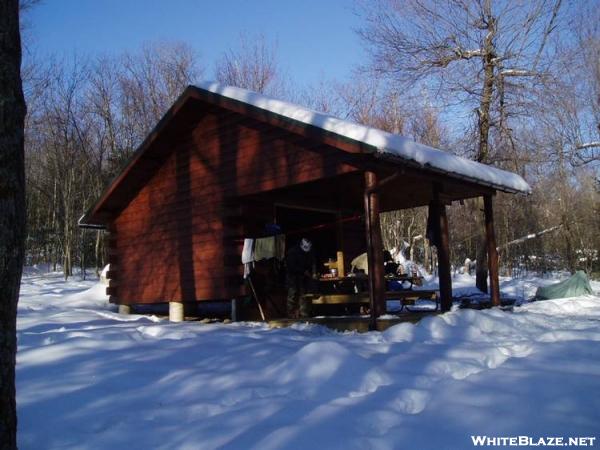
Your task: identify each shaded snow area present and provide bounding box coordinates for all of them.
[17,269,600,449]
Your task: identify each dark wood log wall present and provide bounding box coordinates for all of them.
[109,105,358,304]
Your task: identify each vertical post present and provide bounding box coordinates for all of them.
[336,211,344,255]
[231,298,238,322]
[169,302,184,322]
[434,185,452,312]
[364,175,375,328]
[484,195,500,306]
[364,171,386,328]
[118,304,131,315]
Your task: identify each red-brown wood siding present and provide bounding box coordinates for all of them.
[110,105,359,304]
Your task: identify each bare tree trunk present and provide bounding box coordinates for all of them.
[51,177,58,271]
[474,3,497,293]
[476,10,496,163]
[424,238,431,273]
[562,218,576,273]
[0,0,26,447]
[80,237,86,281]
[94,230,102,276]
[476,234,489,293]
[63,241,72,280]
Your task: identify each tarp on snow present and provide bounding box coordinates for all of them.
[535,271,594,300]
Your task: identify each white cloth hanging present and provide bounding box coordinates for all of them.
[242,239,254,264]
[242,238,255,278]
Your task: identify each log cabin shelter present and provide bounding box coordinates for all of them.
[79,82,531,326]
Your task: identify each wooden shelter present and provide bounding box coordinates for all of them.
[79,83,530,323]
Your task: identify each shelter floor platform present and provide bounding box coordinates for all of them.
[268,312,440,333]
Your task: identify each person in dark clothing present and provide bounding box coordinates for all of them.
[286,238,315,318]
[383,250,399,275]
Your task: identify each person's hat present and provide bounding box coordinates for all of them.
[300,238,312,252]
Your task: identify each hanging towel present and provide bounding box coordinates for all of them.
[254,236,276,261]
[242,239,255,264]
[242,238,255,279]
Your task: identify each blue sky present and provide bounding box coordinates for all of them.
[26,0,365,87]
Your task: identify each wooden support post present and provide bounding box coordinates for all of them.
[118,304,131,315]
[433,185,453,312]
[484,195,500,306]
[364,171,386,328]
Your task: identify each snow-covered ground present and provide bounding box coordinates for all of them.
[17,268,600,449]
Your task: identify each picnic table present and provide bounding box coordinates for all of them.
[311,274,438,313]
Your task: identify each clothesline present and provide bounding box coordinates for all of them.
[285,214,363,236]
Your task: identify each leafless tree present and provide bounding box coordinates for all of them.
[23,42,203,279]
[358,0,569,292]
[119,41,202,151]
[570,7,600,166]
[216,34,285,95]
[544,4,600,167]
[0,0,26,447]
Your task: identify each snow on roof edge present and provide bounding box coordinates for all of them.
[78,213,105,229]
[194,82,532,194]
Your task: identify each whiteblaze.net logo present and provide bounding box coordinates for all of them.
[471,436,597,447]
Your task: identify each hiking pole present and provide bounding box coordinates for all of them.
[247,275,266,321]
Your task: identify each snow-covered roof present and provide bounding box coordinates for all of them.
[196,81,531,194]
